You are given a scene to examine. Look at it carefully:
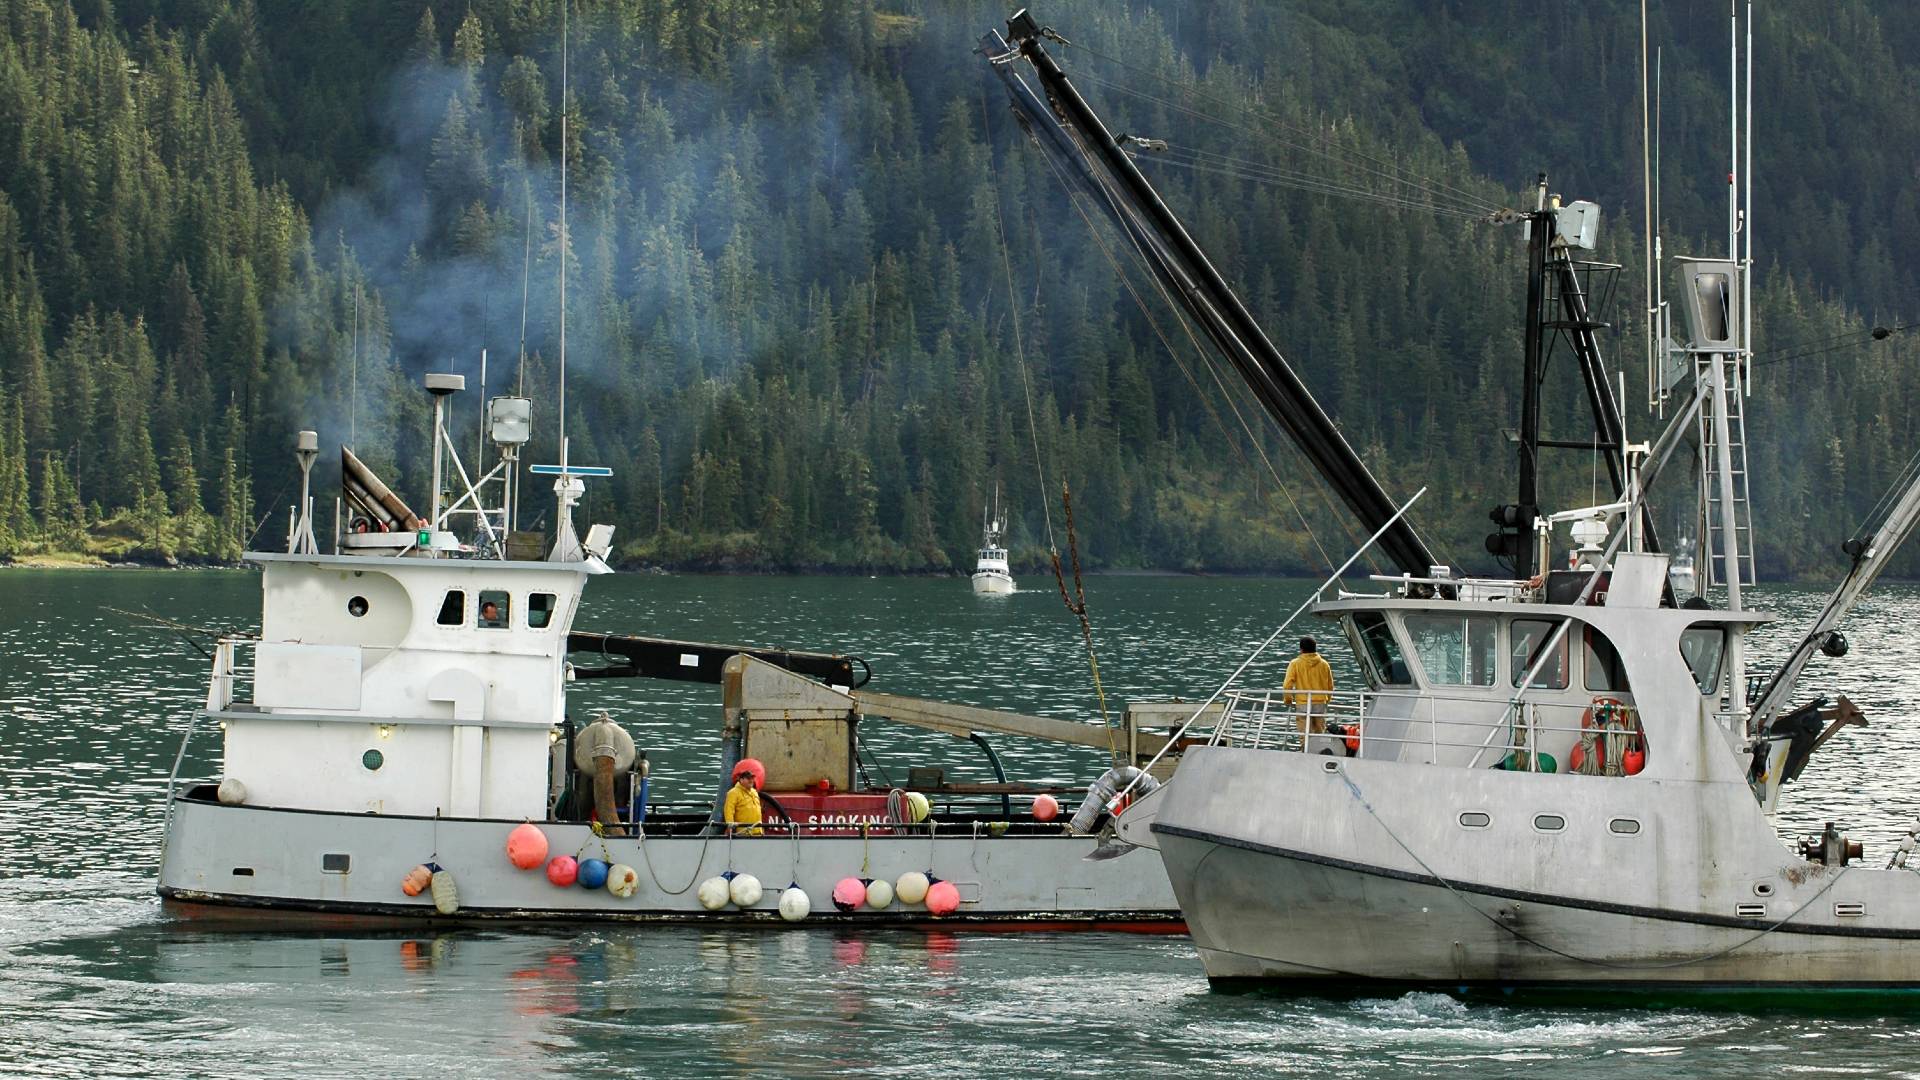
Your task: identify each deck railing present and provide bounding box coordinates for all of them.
[1211,687,1643,772]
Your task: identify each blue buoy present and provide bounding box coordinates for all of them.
[578,857,610,889]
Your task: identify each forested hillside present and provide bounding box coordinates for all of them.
[0,0,1914,578]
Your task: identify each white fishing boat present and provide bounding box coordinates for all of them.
[1669,534,1698,597]
[155,377,1181,927]
[986,9,1920,986]
[155,23,1178,928]
[971,490,1015,595]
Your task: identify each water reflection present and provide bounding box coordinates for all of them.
[5,569,1920,1075]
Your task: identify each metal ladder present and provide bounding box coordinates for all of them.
[1697,354,1756,587]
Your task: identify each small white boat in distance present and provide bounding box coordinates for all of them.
[972,493,1014,594]
[1669,534,1698,597]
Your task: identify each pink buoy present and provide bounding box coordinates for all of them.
[506,822,550,869]
[546,855,579,887]
[832,876,867,912]
[925,879,961,917]
[1032,793,1060,822]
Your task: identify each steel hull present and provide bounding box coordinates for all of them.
[159,797,1180,928]
[1151,747,1920,985]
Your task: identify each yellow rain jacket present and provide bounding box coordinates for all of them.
[1282,652,1334,710]
[723,780,763,835]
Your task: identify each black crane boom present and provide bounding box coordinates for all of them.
[983,13,1437,576]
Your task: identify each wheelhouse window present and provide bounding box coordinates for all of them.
[1679,624,1727,695]
[1404,614,1496,686]
[477,590,511,629]
[1583,625,1629,692]
[528,592,557,630]
[1349,612,1413,687]
[436,590,466,626]
[1510,619,1569,689]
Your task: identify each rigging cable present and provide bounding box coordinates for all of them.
[1083,152,1358,577]
[1078,71,1495,220]
[1042,43,1465,572]
[1754,323,1908,368]
[1022,88,1371,579]
[1137,145,1492,220]
[1070,105,1444,574]
[981,89,1115,749]
[1065,57,1501,217]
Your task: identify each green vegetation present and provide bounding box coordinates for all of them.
[0,1,1915,578]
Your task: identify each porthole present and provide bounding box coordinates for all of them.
[321,853,351,873]
[362,748,384,771]
[347,595,369,617]
[1533,814,1566,833]
[1458,811,1491,829]
[1608,818,1641,835]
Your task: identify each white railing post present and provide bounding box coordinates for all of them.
[1428,695,1439,765]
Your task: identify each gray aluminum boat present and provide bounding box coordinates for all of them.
[985,8,1920,986]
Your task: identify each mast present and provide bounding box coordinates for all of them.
[1509,177,1550,580]
[558,0,569,478]
[546,0,586,564]
[986,14,1437,577]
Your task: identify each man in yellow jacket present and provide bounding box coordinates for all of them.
[723,761,764,835]
[1282,637,1334,735]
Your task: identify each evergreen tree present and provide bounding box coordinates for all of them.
[0,397,28,554]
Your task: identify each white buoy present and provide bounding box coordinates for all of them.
[895,871,930,905]
[779,886,811,921]
[697,876,731,910]
[429,868,460,915]
[216,777,247,805]
[865,878,895,909]
[730,872,763,907]
[606,863,639,898]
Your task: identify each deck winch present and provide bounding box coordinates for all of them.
[1798,822,1865,867]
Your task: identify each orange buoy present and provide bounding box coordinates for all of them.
[400,864,433,896]
[506,822,549,869]
[1623,747,1647,775]
[1032,794,1059,822]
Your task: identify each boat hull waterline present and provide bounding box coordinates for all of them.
[1152,748,1920,985]
[159,796,1182,928]
[971,570,1015,595]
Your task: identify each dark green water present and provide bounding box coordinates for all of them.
[3,568,1919,1077]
